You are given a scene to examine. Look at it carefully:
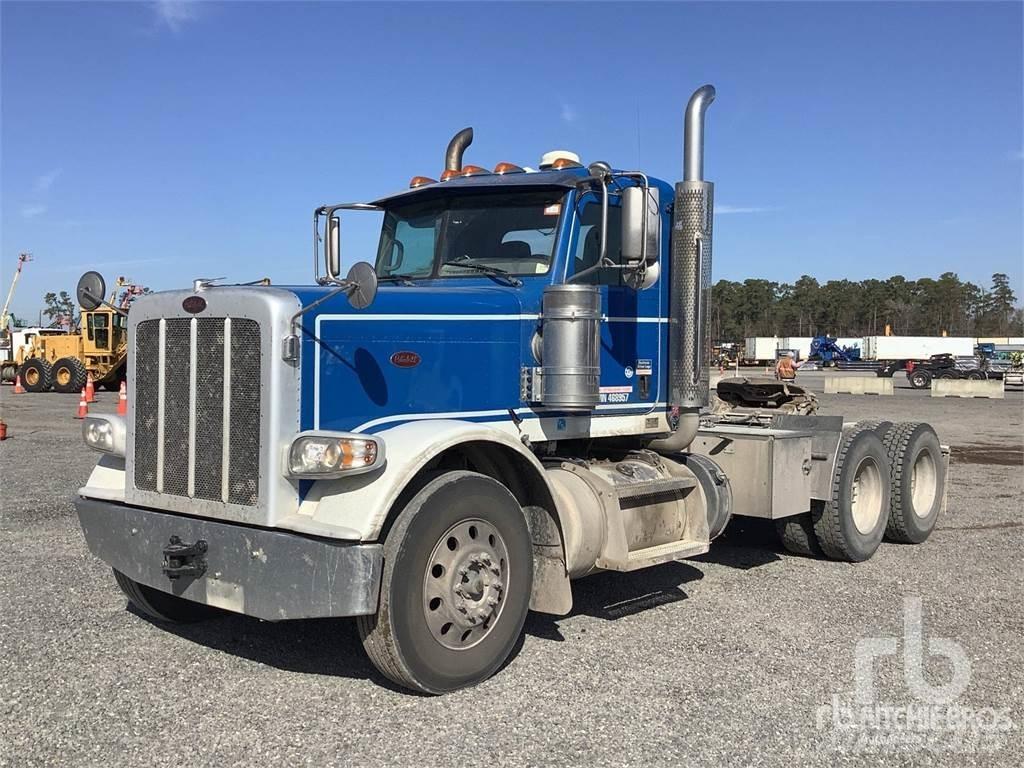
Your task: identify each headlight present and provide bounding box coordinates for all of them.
[286,432,385,478]
[82,415,126,456]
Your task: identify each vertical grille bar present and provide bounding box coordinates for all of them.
[156,319,166,491]
[221,318,232,502]
[187,317,197,497]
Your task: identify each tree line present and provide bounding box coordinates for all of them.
[710,272,1022,341]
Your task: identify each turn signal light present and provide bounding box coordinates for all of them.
[440,169,459,181]
[409,176,437,188]
[493,162,525,175]
[460,165,489,177]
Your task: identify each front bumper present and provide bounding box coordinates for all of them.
[76,497,382,621]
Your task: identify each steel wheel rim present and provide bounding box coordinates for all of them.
[422,518,510,651]
[25,368,39,386]
[56,367,70,385]
[851,456,884,534]
[910,450,937,518]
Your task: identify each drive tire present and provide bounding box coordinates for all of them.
[966,370,986,380]
[881,423,945,544]
[113,569,223,623]
[908,369,931,389]
[358,471,532,694]
[18,358,52,392]
[776,511,824,557]
[52,357,88,393]
[812,427,891,562]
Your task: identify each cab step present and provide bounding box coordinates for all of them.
[596,538,709,572]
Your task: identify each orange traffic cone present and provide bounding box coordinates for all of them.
[13,374,26,394]
[85,372,97,403]
[117,380,127,416]
[75,388,89,419]
[0,420,7,440]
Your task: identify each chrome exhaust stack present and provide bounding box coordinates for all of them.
[445,127,474,172]
[651,84,715,453]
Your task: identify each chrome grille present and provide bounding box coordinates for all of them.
[133,317,262,506]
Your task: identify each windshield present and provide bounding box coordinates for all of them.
[375,190,564,279]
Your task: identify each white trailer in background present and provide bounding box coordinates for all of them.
[861,336,974,360]
[779,337,812,360]
[744,336,779,364]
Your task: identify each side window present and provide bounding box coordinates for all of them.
[89,314,110,349]
[572,202,624,285]
[379,215,436,277]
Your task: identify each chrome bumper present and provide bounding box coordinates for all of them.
[75,497,382,621]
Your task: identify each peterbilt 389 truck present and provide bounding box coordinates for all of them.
[74,85,949,694]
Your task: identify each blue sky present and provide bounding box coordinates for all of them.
[2,1,1022,322]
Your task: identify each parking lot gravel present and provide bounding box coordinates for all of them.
[1,374,1021,767]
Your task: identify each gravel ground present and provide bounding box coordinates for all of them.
[1,374,1021,767]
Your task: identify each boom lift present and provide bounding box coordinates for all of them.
[73,86,950,694]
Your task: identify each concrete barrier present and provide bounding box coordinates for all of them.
[931,379,1005,399]
[824,376,894,396]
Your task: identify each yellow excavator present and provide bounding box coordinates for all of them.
[16,272,144,393]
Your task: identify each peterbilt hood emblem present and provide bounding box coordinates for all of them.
[390,351,421,368]
[182,295,207,314]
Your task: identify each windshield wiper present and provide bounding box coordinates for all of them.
[442,259,523,287]
[378,273,417,286]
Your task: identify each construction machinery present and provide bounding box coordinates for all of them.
[1,252,31,335]
[808,335,861,366]
[74,85,950,694]
[16,273,143,393]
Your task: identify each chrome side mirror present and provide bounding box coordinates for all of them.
[621,186,660,265]
[326,216,341,279]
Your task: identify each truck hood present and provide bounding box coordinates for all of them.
[286,284,530,433]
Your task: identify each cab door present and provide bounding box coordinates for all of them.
[565,192,662,412]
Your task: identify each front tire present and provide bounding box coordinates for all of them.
[813,427,891,562]
[113,569,223,623]
[18,358,52,392]
[358,471,533,694]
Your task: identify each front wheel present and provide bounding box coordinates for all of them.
[113,569,223,623]
[358,471,533,694]
[18,358,52,392]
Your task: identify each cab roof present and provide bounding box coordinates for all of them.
[371,168,590,208]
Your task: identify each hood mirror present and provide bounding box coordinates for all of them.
[345,261,378,309]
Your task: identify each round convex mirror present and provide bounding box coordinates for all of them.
[346,261,378,310]
[76,271,106,311]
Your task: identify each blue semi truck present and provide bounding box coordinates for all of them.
[74,86,949,693]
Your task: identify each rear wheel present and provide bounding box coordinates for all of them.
[776,511,823,557]
[908,369,932,389]
[358,471,532,694]
[881,423,945,544]
[966,370,986,380]
[812,427,891,562]
[52,357,87,393]
[113,569,223,623]
[18,358,52,392]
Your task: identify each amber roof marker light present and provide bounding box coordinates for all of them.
[493,162,525,175]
